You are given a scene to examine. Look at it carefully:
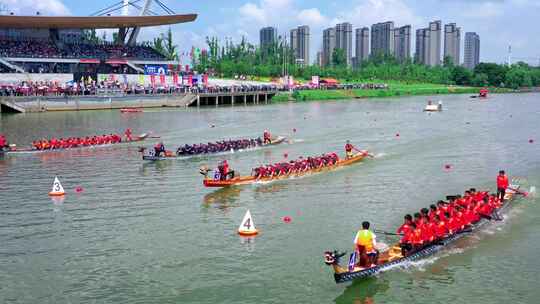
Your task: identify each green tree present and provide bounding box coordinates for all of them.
[505,66,533,89]
[451,66,473,85]
[332,48,347,67]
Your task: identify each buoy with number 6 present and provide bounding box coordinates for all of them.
[48,176,65,196]
[238,209,259,236]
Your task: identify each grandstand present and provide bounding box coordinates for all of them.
[0,0,196,76]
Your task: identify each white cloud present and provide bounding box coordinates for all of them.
[1,0,70,16]
[335,0,422,27]
[239,3,267,24]
[297,8,329,27]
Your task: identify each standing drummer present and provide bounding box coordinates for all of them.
[345,140,362,159]
[496,170,509,202]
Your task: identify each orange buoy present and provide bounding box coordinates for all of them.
[238,210,259,236]
[48,176,65,196]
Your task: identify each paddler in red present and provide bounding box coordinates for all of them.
[124,128,133,141]
[434,215,448,239]
[397,214,413,235]
[344,140,362,159]
[0,134,7,149]
[497,170,509,202]
[263,130,272,144]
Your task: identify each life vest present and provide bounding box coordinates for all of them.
[497,175,509,189]
[355,229,375,252]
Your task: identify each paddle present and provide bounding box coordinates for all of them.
[373,229,403,237]
[508,187,528,197]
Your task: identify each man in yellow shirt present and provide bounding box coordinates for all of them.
[354,221,378,267]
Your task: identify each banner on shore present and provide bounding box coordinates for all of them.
[144,65,168,76]
[311,76,319,86]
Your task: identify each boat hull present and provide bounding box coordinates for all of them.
[203,152,367,187]
[3,133,150,155]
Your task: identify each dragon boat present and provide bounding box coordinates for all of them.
[202,151,369,187]
[141,136,287,161]
[324,182,523,283]
[0,133,151,155]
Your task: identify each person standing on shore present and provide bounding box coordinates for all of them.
[497,170,509,202]
[0,134,8,150]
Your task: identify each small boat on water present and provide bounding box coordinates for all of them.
[120,108,143,113]
[1,133,151,155]
[141,136,288,161]
[471,88,489,99]
[202,151,369,187]
[324,183,523,284]
[424,101,442,112]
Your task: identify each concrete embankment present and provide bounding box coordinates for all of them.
[0,94,198,113]
[0,90,278,113]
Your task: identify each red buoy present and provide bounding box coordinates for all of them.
[283,216,292,223]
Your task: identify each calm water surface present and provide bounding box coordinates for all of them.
[1,93,539,304]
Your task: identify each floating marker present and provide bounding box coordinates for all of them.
[238,210,258,236]
[283,216,292,223]
[75,186,84,193]
[48,176,65,196]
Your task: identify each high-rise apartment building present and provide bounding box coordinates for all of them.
[415,21,441,66]
[335,22,353,66]
[394,25,411,63]
[291,25,310,66]
[428,20,442,66]
[444,23,461,65]
[355,27,369,66]
[290,29,298,55]
[464,32,480,70]
[323,27,336,66]
[371,21,394,56]
[259,27,277,48]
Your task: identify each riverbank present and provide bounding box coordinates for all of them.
[272,82,512,102]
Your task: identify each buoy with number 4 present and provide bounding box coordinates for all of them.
[238,210,259,236]
[49,176,65,196]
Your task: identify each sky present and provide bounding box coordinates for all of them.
[1,0,539,65]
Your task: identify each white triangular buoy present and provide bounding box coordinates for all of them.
[238,209,259,236]
[48,176,65,196]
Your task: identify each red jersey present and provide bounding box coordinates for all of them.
[411,229,424,245]
[497,175,509,189]
[435,221,448,238]
[397,223,413,235]
[345,143,353,152]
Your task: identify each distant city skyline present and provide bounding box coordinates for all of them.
[261,20,469,68]
[4,0,539,65]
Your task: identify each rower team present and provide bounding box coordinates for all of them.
[252,153,340,179]
[30,133,127,150]
[176,138,262,156]
[354,170,511,268]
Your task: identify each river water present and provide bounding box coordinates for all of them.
[1,93,539,304]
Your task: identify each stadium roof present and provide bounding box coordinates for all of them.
[0,14,197,29]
